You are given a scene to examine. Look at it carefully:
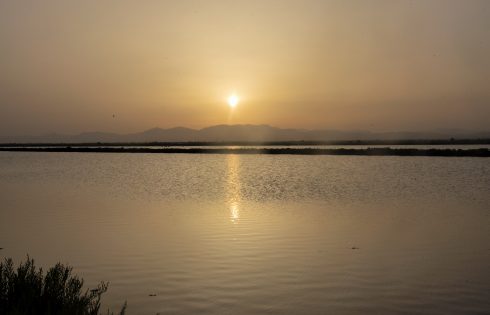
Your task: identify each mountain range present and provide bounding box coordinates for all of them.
[1,125,489,143]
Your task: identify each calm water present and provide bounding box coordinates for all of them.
[0,152,489,315]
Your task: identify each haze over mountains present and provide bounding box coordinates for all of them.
[1,125,489,143]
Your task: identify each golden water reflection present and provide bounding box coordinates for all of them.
[226,154,241,224]
[230,202,240,223]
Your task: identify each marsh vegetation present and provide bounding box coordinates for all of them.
[0,257,125,315]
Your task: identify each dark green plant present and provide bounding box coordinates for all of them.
[0,256,125,315]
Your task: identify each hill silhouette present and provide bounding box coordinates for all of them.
[1,124,489,143]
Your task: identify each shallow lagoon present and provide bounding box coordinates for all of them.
[0,152,489,314]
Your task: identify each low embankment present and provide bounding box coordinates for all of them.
[1,147,489,157]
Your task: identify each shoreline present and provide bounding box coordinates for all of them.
[0,139,489,147]
[1,147,489,157]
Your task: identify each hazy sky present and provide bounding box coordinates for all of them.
[1,0,489,136]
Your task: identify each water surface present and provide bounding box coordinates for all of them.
[0,152,489,314]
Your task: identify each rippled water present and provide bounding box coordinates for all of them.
[0,152,489,314]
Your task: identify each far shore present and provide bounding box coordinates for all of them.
[0,138,489,147]
[0,147,489,157]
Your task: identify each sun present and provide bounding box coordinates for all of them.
[227,94,239,108]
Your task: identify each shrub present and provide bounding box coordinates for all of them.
[0,256,125,315]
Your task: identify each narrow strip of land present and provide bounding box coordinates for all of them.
[1,147,489,157]
[0,139,489,147]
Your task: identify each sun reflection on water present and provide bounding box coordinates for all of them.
[226,155,241,224]
[230,202,240,223]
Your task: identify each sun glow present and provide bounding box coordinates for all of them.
[227,94,239,108]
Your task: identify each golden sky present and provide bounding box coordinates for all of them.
[1,0,489,135]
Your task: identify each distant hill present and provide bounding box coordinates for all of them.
[1,124,489,143]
